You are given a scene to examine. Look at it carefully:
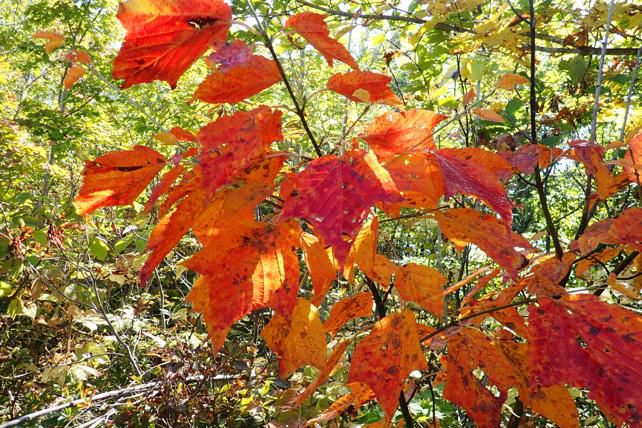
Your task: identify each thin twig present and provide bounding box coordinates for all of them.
[619,46,642,141]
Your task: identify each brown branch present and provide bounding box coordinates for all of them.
[296,0,641,56]
[363,276,415,427]
[528,1,563,259]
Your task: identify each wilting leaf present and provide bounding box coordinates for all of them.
[327,71,401,106]
[186,222,300,351]
[285,12,358,70]
[74,146,166,216]
[324,291,373,336]
[529,294,642,427]
[281,150,401,264]
[395,263,447,319]
[262,297,326,377]
[362,109,447,159]
[349,310,427,417]
[113,0,232,89]
[194,54,282,104]
[435,208,532,277]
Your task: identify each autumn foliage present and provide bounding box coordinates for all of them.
[69,0,642,426]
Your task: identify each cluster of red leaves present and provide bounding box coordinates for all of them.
[72,1,642,426]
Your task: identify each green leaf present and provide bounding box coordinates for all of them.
[89,237,109,261]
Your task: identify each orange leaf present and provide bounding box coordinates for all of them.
[285,12,358,70]
[395,263,447,319]
[186,222,301,351]
[362,109,447,159]
[433,149,513,222]
[301,232,337,306]
[463,87,475,106]
[569,140,619,200]
[65,49,92,64]
[194,54,282,104]
[370,254,398,285]
[290,340,350,408]
[529,294,642,426]
[472,108,505,123]
[262,297,327,377]
[198,106,283,195]
[33,31,64,53]
[499,144,563,174]
[385,153,444,209]
[113,0,231,89]
[324,291,373,336]
[63,65,86,89]
[74,145,166,216]
[348,310,427,417]
[434,208,532,277]
[305,382,374,426]
[281,150,401,265]
[439,147,514,181]
[577,208,642,253]
[327,70,401,106]
[496,73,529,90]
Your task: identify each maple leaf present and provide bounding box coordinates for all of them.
[33,31,64,53]
[324,291,373,336]
[305,382,374,426]
[285,12,358,70]
[472,108,505,123]
[301,232,337,306]
[438,147,514,181]
[496,73,529,90]
[63,65,86,89]
[529,294,642,426]
[362,109,447,159]
[186,222,300,351]
[443,328,579,428]
[113,0,232,89]
[262,298,327,377]
[384,153,444,209]
[194,52,282,104]
[569,140,620,200]
[433,149,513,222]
[327,70,402,106]
[348,310,427,417]
[198,106,283,195]
[498,143,563,174]
[395,263,447,319]
[74,145,166,216]
[280,150,402,265]
[434,208,532,277]
[289,340,350,408]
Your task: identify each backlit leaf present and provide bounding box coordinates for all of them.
[349,310,427,417]
[324,291,373,336]
[262,297,326,377]
[285,12,358,70]
[327,71,402,106]
[74,146,166,216]
[395,263,447,319]
[281,150,402,265]
[113,0,232,89]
